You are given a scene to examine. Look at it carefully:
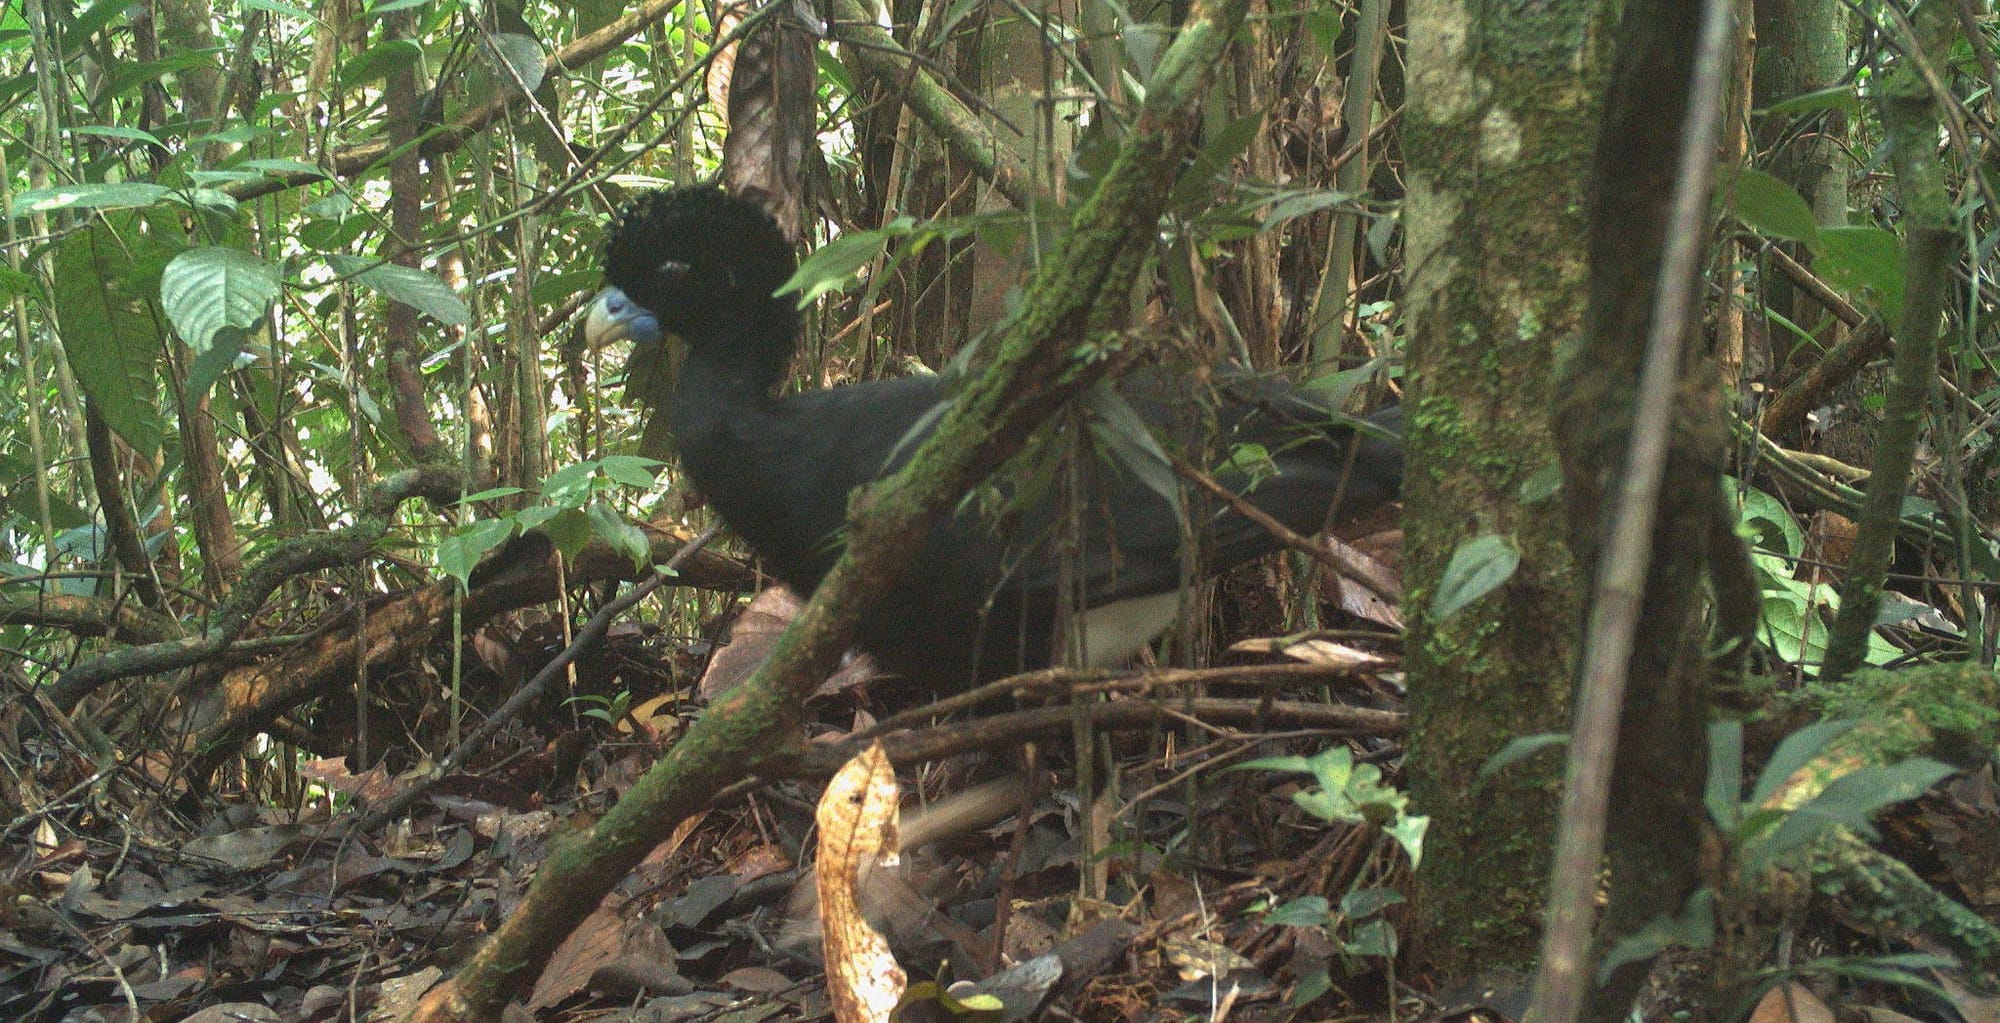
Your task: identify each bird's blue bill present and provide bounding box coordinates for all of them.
[584,287,663,347]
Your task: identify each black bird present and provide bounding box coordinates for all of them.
[585,185,1402,689]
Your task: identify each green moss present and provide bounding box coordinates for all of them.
[1801,661,2000,764]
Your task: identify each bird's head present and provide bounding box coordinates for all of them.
[584,186,799,353]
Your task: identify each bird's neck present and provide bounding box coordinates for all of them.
[677,310,799,400]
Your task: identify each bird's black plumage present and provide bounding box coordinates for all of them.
[587,185,1403,689]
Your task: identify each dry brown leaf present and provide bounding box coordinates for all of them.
[1227,637,1390,671]
[818,742,906,1023]
[1748,982,1835,1023]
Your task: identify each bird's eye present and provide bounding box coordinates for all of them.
[655,259,691,282]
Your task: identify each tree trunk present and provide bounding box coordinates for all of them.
[1400,0,1599,983]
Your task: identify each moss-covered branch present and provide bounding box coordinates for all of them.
[1819,3,1958,682]
[824,0,1043,211]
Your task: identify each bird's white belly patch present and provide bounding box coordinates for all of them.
[1071,590,1184,667]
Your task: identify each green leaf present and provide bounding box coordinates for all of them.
[1234,754,1312,774]
[1815,226,1904,320]
[543,507,591,556]
[299,216,367,253]
[1733,481,1805,557]
[1478,733,1568,782]
[0,264,44,305]
[163,248,280,403]
[161,247,280,350]
[483,32,546,93]
[779,220,911,305]
[540,461,599,507]
[458,486,526,504]
[596,455,662,489]
[1432,533,1519,619]
[1260,190,1356,231]
[1342,918,1398,959]
[1732,169,1820,245]
[53,217,169,452]
[1383,813,1427,866]
[340,37,423,87]
[1759,590,1821,666]
[330,256,469,325]
[1517,464,1564,503]
[237,0,318,19]
[587,502,651,571]
[1169,110,1264,209]
[70,125,165,147]
[1706,720,1744,830]
[1747,719,1855,807]
[438,518,516,587]
[1759,758,1953,864]
[1264,895,1332,927]
[13,182,171,216]
[1762,85,1860,117]
[237,157,328,179]
[1598,889,1715,980]
[1339,887,1405,919]
[1292,968,1332,1009]
[1085,383,1183,518]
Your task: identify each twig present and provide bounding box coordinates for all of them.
[356,525,722,833]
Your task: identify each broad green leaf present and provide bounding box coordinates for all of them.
[1264,896,1332,927]
[188,170,270,188]
[0,264,43,304]
[161,247,280,351]
[1478,733,1568,781]
[1734,481,1805,556]
[1260,190,1356,230]
[540,461,598,507]
[13,182,171,216]
[340,38,423,87]
[1085,383,1182,516]
[1432,533,1519,619]
[102,54,217,103]
[1815,226,1904,320]
[596,455,662,489]
[543,507,591,555]
[1763,85,1860,117]
[1747,719,1855,808]
[238,0,317,19]
[1169,110,1264,209]
[186,343,247,412]
[1339,887,1406,919]
[1759,592,1819,666]
[330,256,470,325]
[438,518,516,587]
[1517,464,1563,503]
[70,125,164,147]
[1732,169,1819,245]
[1343,918,1398,958]
[237,157,328,178]
[1759,758,1953,865]
[1706,720,1744,830]
[1598,890,1715,980]
[1383,813,1427,867]
[483,32,546,94]
[458,486,526,504]
[587,502,651,571]
[779,219,912,304]
[53,217,169,452]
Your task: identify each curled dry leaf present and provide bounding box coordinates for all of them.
[818,741,906,1023]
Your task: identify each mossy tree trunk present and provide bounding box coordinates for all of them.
[1399,0,1601,983]
[1754,0,1850,388]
